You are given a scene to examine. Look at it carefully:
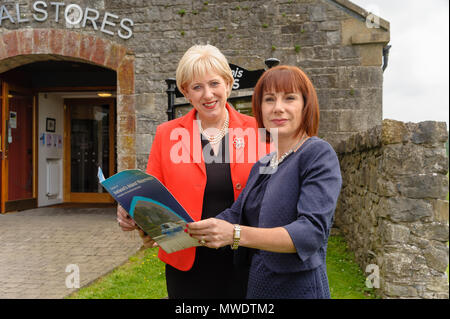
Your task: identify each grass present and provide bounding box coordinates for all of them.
[327,236,377,299]
[67,235,377,299]
[67,247,167,299]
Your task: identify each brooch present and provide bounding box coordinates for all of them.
[233,137,245,149]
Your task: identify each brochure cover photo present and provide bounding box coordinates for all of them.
[98,168,200,253]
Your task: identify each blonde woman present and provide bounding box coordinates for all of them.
[117,45,267,298]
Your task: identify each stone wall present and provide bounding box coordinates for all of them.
[128,0,390,169]
[334,119,449,299]
[0,0,390,170]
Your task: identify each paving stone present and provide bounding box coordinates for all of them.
[0,207,142,299]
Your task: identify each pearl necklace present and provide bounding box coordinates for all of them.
[270,135,308,169]
[196,109,229,145]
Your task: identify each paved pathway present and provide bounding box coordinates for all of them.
[0,206,142,299]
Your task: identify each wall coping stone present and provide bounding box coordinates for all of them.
[351,33,390,45]
[336,119,449,154]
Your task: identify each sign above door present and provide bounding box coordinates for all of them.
[0,2,134,40]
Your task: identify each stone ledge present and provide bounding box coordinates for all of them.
[337,119,449,154]
[335,124,382,154]
[351,33,390,45]
[382,120,448,146]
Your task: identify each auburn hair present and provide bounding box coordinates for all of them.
[252,65,320,141]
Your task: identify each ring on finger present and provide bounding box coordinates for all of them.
[200,239,206,246]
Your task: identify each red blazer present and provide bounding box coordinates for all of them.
[146,103,268,271]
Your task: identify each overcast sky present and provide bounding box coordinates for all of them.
[350,0,449,129]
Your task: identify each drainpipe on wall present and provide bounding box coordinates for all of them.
[382,44,392,72]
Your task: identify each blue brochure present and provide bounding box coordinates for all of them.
[98,168,199,253]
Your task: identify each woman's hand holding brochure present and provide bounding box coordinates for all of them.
[117,204,138,231]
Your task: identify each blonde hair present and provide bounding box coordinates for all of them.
[176,44,233,97]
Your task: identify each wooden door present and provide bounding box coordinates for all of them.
[64,98,115,203]
[1,82,37,213]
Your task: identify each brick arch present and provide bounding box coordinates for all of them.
[0,28,136,170]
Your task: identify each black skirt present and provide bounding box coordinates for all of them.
[165,134,249,299]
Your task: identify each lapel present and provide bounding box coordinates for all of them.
[236,161,264,223]
[178,108,206,176]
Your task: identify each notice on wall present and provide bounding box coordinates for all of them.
[43,133,62,148]
[9,111,17,129]
[46,133,52,147]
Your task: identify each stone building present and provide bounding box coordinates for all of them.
[0,0,447,298]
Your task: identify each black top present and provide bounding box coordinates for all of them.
[165,134,249,299]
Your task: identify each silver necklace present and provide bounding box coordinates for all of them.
[270,135,308,169]
[196,109,229,145]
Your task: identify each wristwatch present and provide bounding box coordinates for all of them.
[231,224,241,250]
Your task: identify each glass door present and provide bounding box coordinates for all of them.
[64,98,115,203]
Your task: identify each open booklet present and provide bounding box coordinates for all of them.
[98,167,200,253]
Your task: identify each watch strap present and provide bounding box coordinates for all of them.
[231,224,241,250]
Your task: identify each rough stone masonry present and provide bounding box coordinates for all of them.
[335,119,449,299]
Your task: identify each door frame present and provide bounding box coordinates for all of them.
[0,81,5,213]
[63,98,115,203]
[1,81,38,213]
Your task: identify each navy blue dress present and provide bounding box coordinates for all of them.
[242,162,330,299]
[217,137,342,299]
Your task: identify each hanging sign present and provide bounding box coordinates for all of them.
[0,1,134,40]
[173,63,266,98]
[229,63,265,90]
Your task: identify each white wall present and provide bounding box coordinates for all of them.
[38,93,64,207]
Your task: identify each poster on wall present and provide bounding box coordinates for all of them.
[46,133,52,147]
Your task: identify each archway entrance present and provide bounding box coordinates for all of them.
[0,29,135,213]
[0,60,117,212]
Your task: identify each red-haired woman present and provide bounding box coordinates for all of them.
[188,65,342,298]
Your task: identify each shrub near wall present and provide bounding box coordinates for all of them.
[335,119,449,299]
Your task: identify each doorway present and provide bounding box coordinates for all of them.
[64,98,115,203]
[1,60,117,213]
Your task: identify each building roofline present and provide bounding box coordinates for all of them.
[328,0,390,31]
